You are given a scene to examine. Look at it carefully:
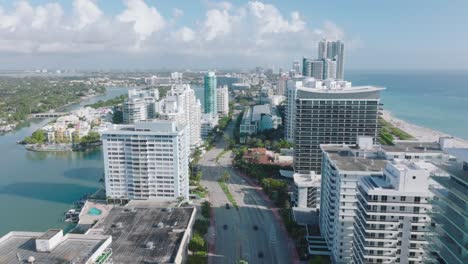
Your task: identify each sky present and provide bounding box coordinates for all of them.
[0,0,467,71]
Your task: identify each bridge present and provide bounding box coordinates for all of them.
[30,112,68,118]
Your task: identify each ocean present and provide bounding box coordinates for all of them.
[346,70,468,140]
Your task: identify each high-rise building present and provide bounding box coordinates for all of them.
[157,84,202,148]
[217,85,229,116]
[324,58,337,79]
[310,60,325,80]
[293,79,383,173]
[293,60,301,74]
[285,79,299,143]
[102,121,189,201]
[204,72,217,115]
[353,160,436,264]
[318,39,345,80]
[427,149,468,264]
[123,88,159,124]
[320,141,388,264]
[302,57,312,77]
[319,138,454,264]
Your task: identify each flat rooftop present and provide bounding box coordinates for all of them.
[0,232,109,264]
[382,141,444,153]
[322,145,387,172]
[294,172,320,187]
[89,206,195,264]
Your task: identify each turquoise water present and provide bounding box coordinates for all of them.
[347,70,468,140]
[88,207,102,216]
[0,87,131,236]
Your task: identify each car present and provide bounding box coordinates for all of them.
[258,251,264,258]
[223,224,228,230]
[225,203,230,209]
[253,225,258,231]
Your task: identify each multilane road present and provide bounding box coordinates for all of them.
[198,120,293,264]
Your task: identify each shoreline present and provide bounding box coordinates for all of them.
[381,110,468,148]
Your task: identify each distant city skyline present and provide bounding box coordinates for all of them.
[0,0,467,70]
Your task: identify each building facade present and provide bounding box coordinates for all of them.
[292,171,321,209]
[320,142,388,264]
[353,160,435,264]
[204,72,217,115]
[217,85,229,116]
[428,149,468,264]
[123,88,159,124]
[294,79,383,173]
[319,39,345,80]
[158,84,202,148]
[102,121,189,201]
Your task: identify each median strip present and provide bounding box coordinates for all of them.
[217,174,238,209]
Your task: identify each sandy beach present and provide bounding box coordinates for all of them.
[382,110,468,148]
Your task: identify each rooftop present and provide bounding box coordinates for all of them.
[0,231,110,264]
[294,172,321,187]
[321,144,387,172]
[88,206,195,264]
[382,140,445,154]
[102,121,183,135]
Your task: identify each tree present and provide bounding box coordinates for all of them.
[24,129,47,144]
[221,171,230,182]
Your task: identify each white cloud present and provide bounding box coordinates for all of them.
[0,0,350,68]
[203,9,232,41]
[173,26,195,42]
[73,0,102,29]
[117,0,165,42]
[248,1,305,35]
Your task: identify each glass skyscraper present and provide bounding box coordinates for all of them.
[204,71,217,115]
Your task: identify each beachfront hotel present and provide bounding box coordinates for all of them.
[101,121,189,202]
[291,78,384,174]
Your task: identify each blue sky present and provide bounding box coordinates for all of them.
[0,0,466,70]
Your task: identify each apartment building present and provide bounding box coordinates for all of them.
[102,121,189,201]
[123,88,159,124]
[353,160,437,264]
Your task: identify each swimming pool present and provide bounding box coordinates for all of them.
[88,207,102,216]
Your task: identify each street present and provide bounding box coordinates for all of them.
[198,118,294,264]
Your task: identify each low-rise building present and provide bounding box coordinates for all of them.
[0,229,112,264]
[239,104,282,138]
[86,206,196,264]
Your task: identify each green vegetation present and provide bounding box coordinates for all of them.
[23,129,47,144]
[188,205,211,264]
[261,178,289,208]
[86,94,127,108]
[379,118,413,145]
[77,131,100,144]
[188,232,205,252]
[217,173,238,209]
[0,77,105,123]
[201,201,211,219]
[193,218,210,235]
